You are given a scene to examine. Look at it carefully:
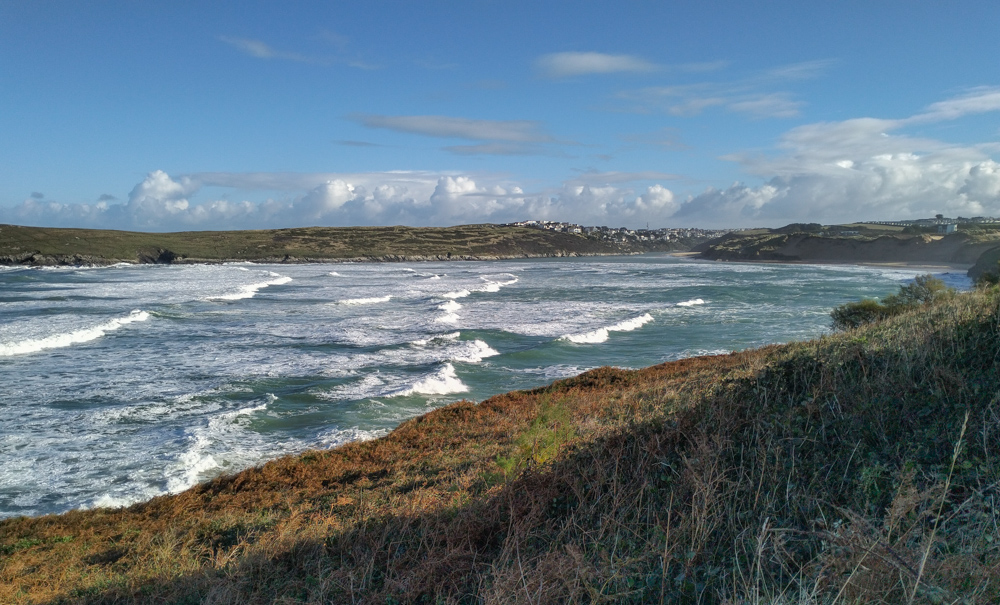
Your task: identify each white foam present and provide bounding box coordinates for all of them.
[393,363,469,396]
[0,310,150,357]
[339,295,392,305]
[410,332,461,346]
[435,312,461,324]
[676,298,706,307]
[443,289,471,299]
[87,493,148,510]
[209,275,292,301]
[451,339,500,363]
[561,313,654,345]
[328,271,342,277]
[165,402,268,494]
[316,427,388,449]
[439,300,462,312]
[166,434,219,494]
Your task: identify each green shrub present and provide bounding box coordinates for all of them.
[831,274,955,330]
[831,298,891,330]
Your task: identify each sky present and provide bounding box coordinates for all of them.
[1,1,999,231]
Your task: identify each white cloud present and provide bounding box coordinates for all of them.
[566,171,681,185]
[763,59,836,81]
[670,89,1000,226]
[728,93,803,119]
[614,60,832,118]
[6,90,999,232]
[351,114,551,142]
[0,170,687,231]
[219,36,311,62]
[905,87,1000,124]
[536,52,659,78]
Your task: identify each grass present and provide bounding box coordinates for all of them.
[2,287,1000,603]
[0,224,691,265]
[700,225,1000,265]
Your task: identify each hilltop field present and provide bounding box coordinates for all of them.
[0,224,699,266]
[2,280,998,603]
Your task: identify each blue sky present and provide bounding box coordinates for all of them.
[2,1,999,230]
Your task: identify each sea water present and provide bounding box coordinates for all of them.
[0,255,969,518]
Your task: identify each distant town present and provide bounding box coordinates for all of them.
[504,220,734,244]
[507,214,1000,242]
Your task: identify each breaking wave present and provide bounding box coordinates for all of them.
[209,274,292,301]
[676,298,706,307]
[0,310,150,357]
[561,313,654,344]
[393,363,469,396]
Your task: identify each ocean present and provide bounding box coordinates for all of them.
[0,255,970,519]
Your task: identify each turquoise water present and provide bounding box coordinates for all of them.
[0,255,969,518]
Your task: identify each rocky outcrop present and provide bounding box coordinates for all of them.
[0,252,118,266]
[136,248,178,264]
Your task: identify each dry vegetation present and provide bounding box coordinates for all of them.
[2,287,1000,603]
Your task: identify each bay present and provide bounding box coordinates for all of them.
[0,255,969,518]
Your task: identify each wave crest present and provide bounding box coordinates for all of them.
[0,310,150,357]
[561,312,654,345]
[393,363,468,397]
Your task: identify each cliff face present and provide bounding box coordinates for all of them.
[968,245,1000,280]
[700,231,1000,265]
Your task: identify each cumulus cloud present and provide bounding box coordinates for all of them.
[670,89,1000,226]
[6,89,998,231]
[536,52,659,78]
[0,170,687,231]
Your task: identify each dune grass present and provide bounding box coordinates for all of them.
[2,287,999,603]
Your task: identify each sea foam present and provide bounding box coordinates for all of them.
[0,310,150,357]
[451,339,500,363]
[676,298,706,307]
[435,299,463,323]
[339,295,392,305]
[393,363,469,396]
[561,312,654,344]
[209,275,292,301]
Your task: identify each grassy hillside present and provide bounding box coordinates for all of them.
[0,224,681,266]
[2,288,999,603]
[699,225,1000,267]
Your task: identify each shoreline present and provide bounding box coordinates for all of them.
[0,249,647,268]
[671,251,973,273]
